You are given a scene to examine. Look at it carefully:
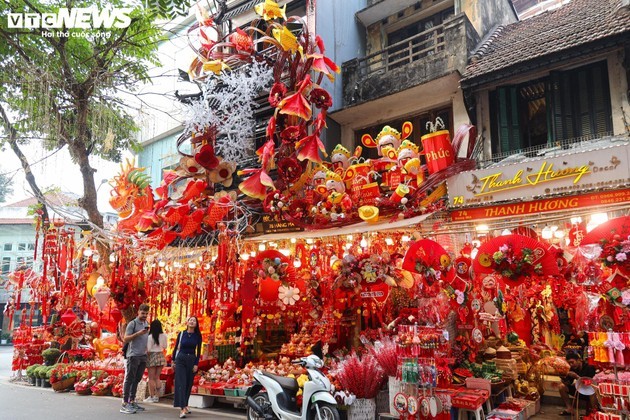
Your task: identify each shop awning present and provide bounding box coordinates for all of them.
[246,212,435,241]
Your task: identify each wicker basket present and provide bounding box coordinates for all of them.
[52,377,76,392]
[75,388,92,395]
[92,387,112,396]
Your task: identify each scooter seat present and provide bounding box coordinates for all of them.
[262,371,299,392]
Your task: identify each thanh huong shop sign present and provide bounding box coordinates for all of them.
[446,143,630,208]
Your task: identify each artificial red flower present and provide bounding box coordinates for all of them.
[314,111,327,131]
[268,83,287,107]
[263,189,285,213]
[194,144,220,169]
[280,125,305,143]
[309,87,332,109]
[278,75,312,121]
[307,35,340,82]
[238,168,275,200]
[277,157,302,183]
[266,116,276,141]
[296,133,327,163]
[256,139,275,171]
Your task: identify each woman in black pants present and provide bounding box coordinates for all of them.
[172,316,202,418]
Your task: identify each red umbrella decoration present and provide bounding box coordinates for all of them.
[253,250,297,311]
[472,234,559,285]
[580,215,630,245]
[254,250,297,284]
[402,239,453,286]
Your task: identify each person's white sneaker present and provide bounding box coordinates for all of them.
[152,396,159,403]
[143,396,155,403]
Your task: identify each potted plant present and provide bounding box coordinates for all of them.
[42,366,53,388]
[34,366,45,387]
[26,364,40,386]
[335,353,385,420]
[42,348,61,366]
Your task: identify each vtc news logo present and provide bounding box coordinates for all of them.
[7,7,132,29]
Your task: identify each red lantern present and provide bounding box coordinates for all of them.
[294,278,307,294]
[110,306,123,324]
[60,308,77,326]
[421,130,455,174]
[260,278,280,302]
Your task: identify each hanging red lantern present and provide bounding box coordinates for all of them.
[294,278,307,294]
[60,308,77,326]
[110,306,123,324]
[260,277,281,302]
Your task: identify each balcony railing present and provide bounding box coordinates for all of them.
[356,24,446,80]
[341,13,477,108]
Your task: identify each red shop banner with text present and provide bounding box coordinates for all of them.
[450,189,630,222]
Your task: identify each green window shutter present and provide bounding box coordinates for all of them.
[496,86,522,153]
[550,61,612,141]
[550,71,574,141]
[589,61,613,136]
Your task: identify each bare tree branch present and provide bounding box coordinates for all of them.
[0,102,51,222]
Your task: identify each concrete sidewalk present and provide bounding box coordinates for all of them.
[0,345,246,419]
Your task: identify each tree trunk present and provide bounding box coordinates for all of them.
[71,96,104,230]
[69,95,111,263]
[0,104,50,223]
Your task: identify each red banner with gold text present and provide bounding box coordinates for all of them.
[450,189,630,222]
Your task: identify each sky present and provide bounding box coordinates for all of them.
[0,141,124,213]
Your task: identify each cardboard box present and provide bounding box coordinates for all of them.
[542,375,563,391]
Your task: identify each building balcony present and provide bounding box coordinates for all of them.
[356,0,424,27]
[340,13,479,109]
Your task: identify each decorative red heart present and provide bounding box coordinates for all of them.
[194,144,220,170]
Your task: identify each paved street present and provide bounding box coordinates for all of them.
[0,346,246,420]
[0,346,568,419]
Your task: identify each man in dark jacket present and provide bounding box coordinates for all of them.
[559,352,596,415]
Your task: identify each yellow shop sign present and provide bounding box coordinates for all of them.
[446,143,630,208]
[477,161,591,196]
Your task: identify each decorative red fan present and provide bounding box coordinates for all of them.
[254,249,296,283]
[580,215,630,245]
[402,239,452,285]
[472,234,559,278]
[513,226,538,239]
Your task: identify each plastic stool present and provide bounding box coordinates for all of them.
[457,405,485,420]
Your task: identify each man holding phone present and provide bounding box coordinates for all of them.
[120,303,150,414]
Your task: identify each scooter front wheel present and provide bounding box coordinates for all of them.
[309,402,340,420]
[247,392,276,420]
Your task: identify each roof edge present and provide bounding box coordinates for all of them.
[461,34,628,89]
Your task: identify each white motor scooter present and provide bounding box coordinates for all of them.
[245,354,340,420]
